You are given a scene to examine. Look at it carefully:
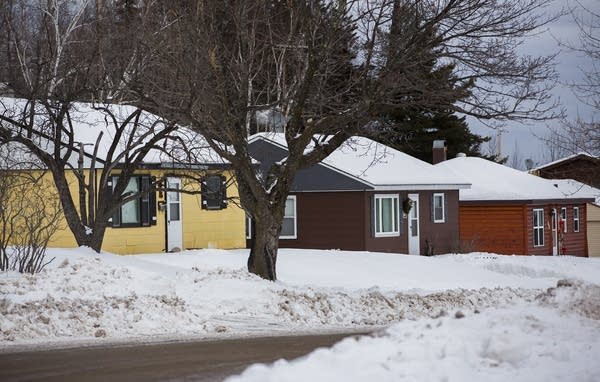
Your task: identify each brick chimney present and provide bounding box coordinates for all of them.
[432,140,447,164]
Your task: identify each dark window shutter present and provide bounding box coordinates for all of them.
[140,176,150,226]
[200,177,207,210]
[220,175,228,209]
[108,177,121,227]
[149,176,157,225]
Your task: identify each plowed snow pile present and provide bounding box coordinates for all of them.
[1,248,600,369]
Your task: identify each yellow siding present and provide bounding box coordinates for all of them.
[588,203,600,257]
[181,186,246,250]
[7,169,245,255]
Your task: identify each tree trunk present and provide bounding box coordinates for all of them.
[87,223,107,253]
[51,168,107,253]
[248,214,281,281]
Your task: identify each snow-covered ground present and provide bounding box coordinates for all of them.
[1,248,600,380]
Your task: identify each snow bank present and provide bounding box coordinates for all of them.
[227,281,600,382]
[1,248,599,352]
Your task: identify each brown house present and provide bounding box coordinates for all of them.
[544,179,600,257]
[530,153,600,189]
[247,134,470,255]
[437,156,594,257]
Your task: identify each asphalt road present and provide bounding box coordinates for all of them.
[0,332,366,382]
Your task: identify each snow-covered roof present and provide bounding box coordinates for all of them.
[547,179,600,205]
[436,156,595,202]
[249,133,470,191]
[0,97,228,168]
[530,152,598,172]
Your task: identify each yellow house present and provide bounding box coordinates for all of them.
[45,168,246,255]
[1,99,246,255]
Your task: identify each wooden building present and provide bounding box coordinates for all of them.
[437,156,594,257]
[547,179,600,257]
[247,134,470,255]
[530,153,600,189]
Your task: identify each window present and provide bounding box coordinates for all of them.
[433,193,445,223]
[279,196,296,239]
[374,194,400,237]
[533,208,544,247]
[561,207,567,233]
[573,207,580,232]
[201,175,227,210]
[280,196,297,239]
[245,197,297,240]
[121,177,140,224]
[109,175,156,227]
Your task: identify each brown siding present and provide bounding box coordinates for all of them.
[459,205,526,255]
[418,190,460,255]
[364,190,460,255]
[363,191,407,253]
[537,157,600,189]
[253,189,461,255]
[526,206,552,256]
[278,191,367,251]
[526,204,589,257]
[562,204,588,257]
[460,203,589,257]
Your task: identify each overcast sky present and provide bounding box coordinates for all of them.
[467,0,599,168]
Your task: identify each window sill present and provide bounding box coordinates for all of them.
[110,224,145,228]
[375,232,400,238]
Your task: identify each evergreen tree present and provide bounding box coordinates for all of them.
[367,0,495,163]
[375,109,496,163]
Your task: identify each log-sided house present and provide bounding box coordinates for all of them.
[546,179,600,257]
[436,155,594,256]
[530,152,600,189]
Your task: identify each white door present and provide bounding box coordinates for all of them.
[408,194,420,255]
[166,177,183,252]
[551,208,558,256]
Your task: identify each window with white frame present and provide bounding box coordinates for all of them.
[280,196,297,239]
[560,207,567,233]
[433,193,445,223]
[375,194,400,237]
[533,208,544,247]
[573,207,580,232]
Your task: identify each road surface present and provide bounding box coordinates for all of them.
[0,332,367,381]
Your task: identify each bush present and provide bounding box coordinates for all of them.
[0,147,62,274]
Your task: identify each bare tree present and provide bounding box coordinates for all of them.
[0,1,193,252]
[130,0,561,280]
[0,144,62,273]
[568,0,600,112]
[544,1,600,157]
